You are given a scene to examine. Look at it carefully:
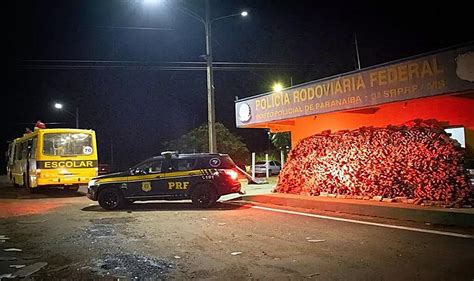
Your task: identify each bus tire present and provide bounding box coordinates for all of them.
[24,174,37,194]
[191,185,217,208]
[13,177,20,188]
[66,185,80,192]
[98,188,124,210]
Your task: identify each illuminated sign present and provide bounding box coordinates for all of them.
[235,45,474,127]
[37,160,98,169]
[238,103,252,122]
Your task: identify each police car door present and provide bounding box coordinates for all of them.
[163,158,197,196]
[127,159,167,198]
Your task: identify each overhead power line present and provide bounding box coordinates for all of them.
[24,59,319,66]
[21,65,297,71]
[94,26,173,31]
[18,59,320,72]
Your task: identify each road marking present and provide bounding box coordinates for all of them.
[250,205,474,239]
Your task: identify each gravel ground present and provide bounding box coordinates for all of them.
[1,176,473,280]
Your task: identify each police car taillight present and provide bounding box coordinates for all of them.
[223,169,239,181]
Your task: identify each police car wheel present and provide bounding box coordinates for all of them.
[191,185,217,208]
[98,189,124,210]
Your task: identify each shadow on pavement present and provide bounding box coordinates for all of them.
[0,185,86,200]
[81,202,250,213]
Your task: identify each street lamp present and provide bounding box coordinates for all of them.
[272,82,284,92]
[54,102,79,129]
[143,0,160,5]
[172,1,248,153]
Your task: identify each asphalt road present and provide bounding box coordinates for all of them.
[1,178,473,280]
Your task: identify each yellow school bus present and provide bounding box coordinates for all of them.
[7,128,98,192]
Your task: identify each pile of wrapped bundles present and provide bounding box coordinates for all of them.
[276,119,472,205]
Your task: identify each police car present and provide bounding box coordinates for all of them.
[87,152,242,210]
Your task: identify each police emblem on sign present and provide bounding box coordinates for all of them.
[238,103,251,123]
[141,182,152,192]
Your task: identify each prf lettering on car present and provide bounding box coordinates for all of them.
[168,181,190,190]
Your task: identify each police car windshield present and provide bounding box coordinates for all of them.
[130,160,152,170]
[130,157,163,171]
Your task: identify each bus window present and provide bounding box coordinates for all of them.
[43,133,93,156]
[8,143,16,165]
[16,142,24,160]
[6,142,12,163]
[21,142,29,160]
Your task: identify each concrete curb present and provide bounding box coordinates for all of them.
[241,194,474,228]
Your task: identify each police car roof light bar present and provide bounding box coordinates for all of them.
[161,151,179,157]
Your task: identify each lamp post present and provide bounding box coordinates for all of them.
[205,0,216,153]
[272,82,284,92]
[164,0,248,153]
[54,103,79,129]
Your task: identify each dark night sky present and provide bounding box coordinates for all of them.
[4,0,473,171]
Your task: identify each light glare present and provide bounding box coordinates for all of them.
[143,0,159,5]
[273,83,284,92]
[54,103,63,109]
[241,11,248,17]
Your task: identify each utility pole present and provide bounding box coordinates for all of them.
[170,2,247,153]
[354,33,361,70]
[110,141,114,170]
[205,0,217,153]
[75,107,79,129]
[54,103,79,129]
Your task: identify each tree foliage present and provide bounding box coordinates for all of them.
[163,123,250,165]
[269,132,291,151]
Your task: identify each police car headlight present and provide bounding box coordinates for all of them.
[88,179,98,187]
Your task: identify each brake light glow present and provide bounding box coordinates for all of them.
[224,169,239,181]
